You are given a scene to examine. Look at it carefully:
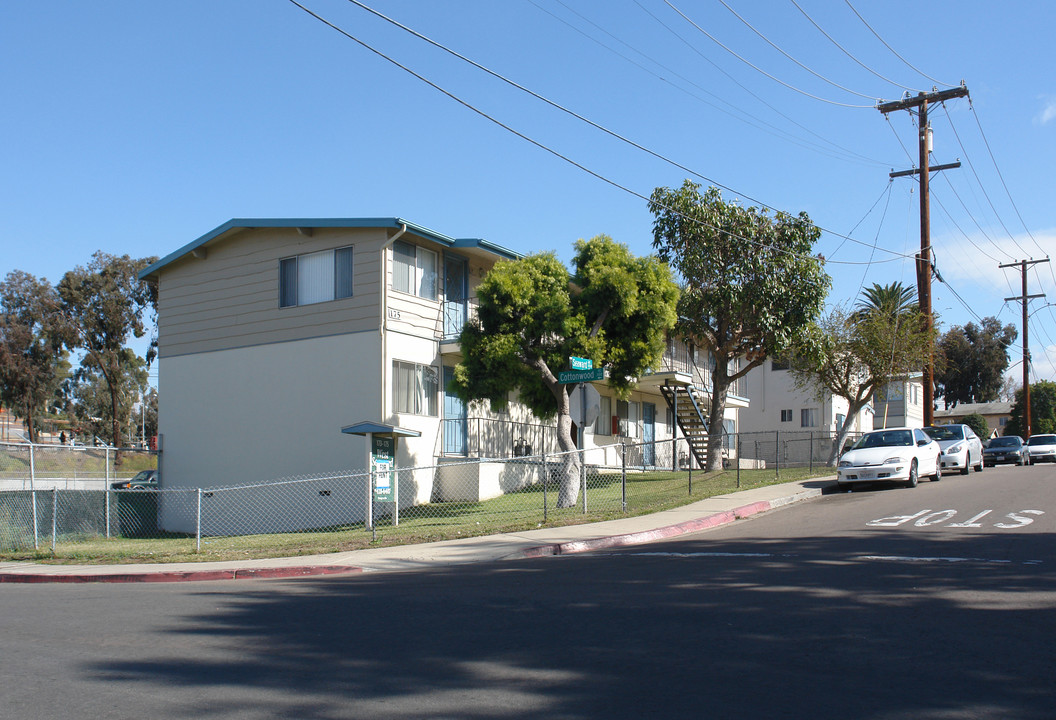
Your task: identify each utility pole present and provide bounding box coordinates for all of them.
[1002,258,1048,439]
[878,86,969,427]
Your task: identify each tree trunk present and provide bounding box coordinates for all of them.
[555,408,581,508]
[828,404,862,466]
[706,369,730,473]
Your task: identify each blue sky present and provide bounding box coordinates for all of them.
[3,1,1055,381]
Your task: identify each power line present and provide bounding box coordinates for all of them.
[843,0,958,89]
[941,104,1032,258]
[714,0,880,101]
[286,0,913,269]
[315,0,913,264]
[788,0,922,94]
[526,0,888,166]
[628,0,890,166]
[663,0,876,108]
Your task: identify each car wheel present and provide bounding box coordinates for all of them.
[906,460,918,488]
[960,456,970,475]
[933,457,942,481]
[975,456,984,472]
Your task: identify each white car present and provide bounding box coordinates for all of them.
[924,424,985,475]
[1027,434,1056,464]
[837,427,942,490]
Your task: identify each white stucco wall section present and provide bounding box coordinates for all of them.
[159,331,381,494]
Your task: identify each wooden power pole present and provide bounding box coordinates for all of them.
[878,86,969,427]
[1001,258,1048,438]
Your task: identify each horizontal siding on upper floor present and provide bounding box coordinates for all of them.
[157,227,388,357]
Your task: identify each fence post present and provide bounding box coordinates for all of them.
[51,488,58,551]
[542,452,548,522]
[775,430,780,481]
[196,488,202,553]
[29,444,36,490]
[736,434,741,488]
[809,432,814,473]
[580,450,587,514]
[105,490,111,539]
[621,443,627,512]
[32,490,38,549]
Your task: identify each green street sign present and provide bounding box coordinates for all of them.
[569,356,593,371]
[558,368,606,384]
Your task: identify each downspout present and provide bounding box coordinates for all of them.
[380,224,408,420]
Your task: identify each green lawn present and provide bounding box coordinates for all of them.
[1,466,833,564]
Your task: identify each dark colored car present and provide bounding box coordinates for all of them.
[110,469,158,490]
[982,436,1027,467]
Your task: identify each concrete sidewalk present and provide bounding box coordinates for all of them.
[0,477,835,583]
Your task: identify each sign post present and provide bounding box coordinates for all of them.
[343,422,420,539]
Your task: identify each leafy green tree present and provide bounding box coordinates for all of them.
[70,350,149,446]
[451,236,678,507]
[960,412,991,441]
[56,252,157,451]
[790,303,936,465]
[0,271,68,443]
[935,317,1017,407]
[1004,381,1056,437]
[649,181,830,471]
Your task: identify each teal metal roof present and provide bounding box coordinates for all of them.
[139,217,520,279]
[341,422,422,438]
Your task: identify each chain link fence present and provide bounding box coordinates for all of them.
[0,431,846,553]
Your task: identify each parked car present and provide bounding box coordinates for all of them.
[924,424,985,475]
[837,427,942,490]
[1027,434,1056,464]
[982,436,1028,467]
[110,469,158,490]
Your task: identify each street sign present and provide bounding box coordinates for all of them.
[558,368,606,384]
[569,356,593,371]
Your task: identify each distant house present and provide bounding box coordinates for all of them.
[141,218,746,534]
[873,375,925,429]
[740,357,873,437]
[934,401,1012,438]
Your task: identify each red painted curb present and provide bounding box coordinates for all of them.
[519,494,804,559]
[0,565,360,584]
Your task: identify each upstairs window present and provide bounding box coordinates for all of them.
[393,240,438,300]
[780,409,793,422]
[279,247,354,308]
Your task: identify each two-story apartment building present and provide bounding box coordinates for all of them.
[141,218,745,533]
[739,357,874,437]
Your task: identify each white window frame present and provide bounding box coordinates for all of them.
[392,240,438,301]
[801,408,818,428]
[392,360,439,417]
[596,396,612,436]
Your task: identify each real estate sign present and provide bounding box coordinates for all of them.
[371,435,395,503]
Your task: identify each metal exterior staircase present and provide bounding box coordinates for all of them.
[660,383,710,468]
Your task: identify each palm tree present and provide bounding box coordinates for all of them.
[854,281,917,321]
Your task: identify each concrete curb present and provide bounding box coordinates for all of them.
[0,565,360,584]
[516,490,821,559]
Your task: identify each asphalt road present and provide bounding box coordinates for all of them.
[2,463,1053,719]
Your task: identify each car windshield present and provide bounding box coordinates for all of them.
[924,426,963,441]
[1028,435,1056,446]
[989,437,1020,447]
[131,470,154,482]
[853,430,914,449]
